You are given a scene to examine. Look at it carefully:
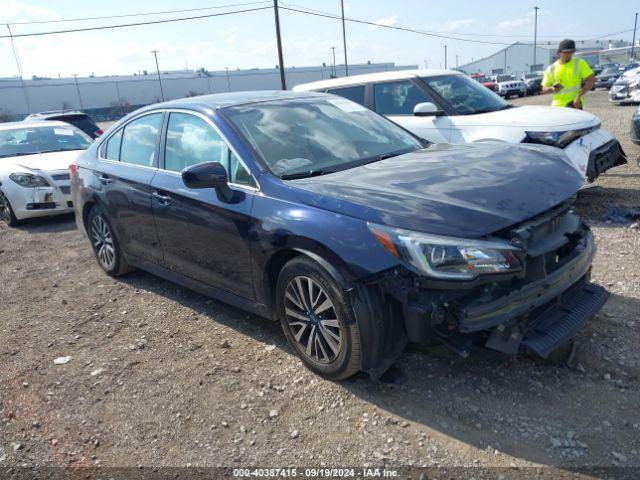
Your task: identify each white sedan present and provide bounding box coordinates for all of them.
[0,121,92,226]
[294,69,627,183]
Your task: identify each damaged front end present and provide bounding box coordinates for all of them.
[361,198,608,368]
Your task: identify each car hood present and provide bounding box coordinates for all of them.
[7,150,83,172]
[456,105,599,130]
[289,143,582,238]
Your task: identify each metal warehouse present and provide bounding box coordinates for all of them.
[457,39,633,76]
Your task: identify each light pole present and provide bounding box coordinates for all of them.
[444,45,447,69]
[533,6,540,71]
[331,46,337,77]
[632,12,638,61]
[225,67,231,92]
[114,81,124,115]
[72,74,83,110]
[6,24,31,114]
[151,50,165,101]
[341,0,349,76]
[272,0,287,90]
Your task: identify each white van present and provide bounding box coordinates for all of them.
[294,69,626,182]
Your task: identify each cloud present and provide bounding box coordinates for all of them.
[496,12,534,31]
[438,18,480,33]
[0,0,59,22]
[369,15,399,29]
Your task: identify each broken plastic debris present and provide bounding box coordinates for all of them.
[602,204,640,224]
[53,356,73,365]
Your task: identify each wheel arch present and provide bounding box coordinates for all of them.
[263,244,408,379]
[262,245,351,317]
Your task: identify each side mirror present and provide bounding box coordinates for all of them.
[182,161,233,202]
[413,102,444,117]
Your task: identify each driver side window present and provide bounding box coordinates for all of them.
[164,112,255,187]
[373,80,435,115]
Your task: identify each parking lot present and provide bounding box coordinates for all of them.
[1,90,639,475]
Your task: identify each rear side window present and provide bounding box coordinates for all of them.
[55,115,98,134]
[120,113,162,167]
[164,112,254,187]
[373,80,434,115]
[104,129,123,160]
[326,85,365,105]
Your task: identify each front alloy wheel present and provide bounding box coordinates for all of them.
[284,276,342,364]
[277,257,361,380]
[0,190,19,227]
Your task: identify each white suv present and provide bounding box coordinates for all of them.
[490,74,526,99]
[294,69,626,182]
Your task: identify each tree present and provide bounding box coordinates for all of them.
[109,99,131,118]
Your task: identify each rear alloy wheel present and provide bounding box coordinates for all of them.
[0,190,19,227]
[87,205,133,276]
[277,257,361,380]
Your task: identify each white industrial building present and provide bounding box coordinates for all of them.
[457,39,634,77]
[0,62,416,119]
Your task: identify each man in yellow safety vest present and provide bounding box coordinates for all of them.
[541,39,595,109]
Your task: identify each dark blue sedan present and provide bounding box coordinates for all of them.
[70,91,608,379]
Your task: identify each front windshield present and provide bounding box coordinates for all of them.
[602,68,619,75]
[0,125,92,158]
[496,75,515,82]
[223,97,422,179]
[421,75,510,115]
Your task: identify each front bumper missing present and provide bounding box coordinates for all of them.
[484,279,608,357]
[457,229,596,332]
[384,212,607,360]
[585,139,627,182]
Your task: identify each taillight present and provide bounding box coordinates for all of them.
[95,129,104,137]
[69,163,78,177]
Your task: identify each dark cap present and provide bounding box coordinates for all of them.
[558,39,576,52]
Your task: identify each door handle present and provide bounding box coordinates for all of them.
[152,191,172,206]
[97,174,113,185]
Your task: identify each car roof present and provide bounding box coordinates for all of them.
[292,69,462,91]
[0,120,76,131]
[26,110,87,118]
[145,90,328,112]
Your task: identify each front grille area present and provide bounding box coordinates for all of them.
[498,198,585,283]
[59,186,71,195]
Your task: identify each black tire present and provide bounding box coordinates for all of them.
[0,190,19,227]
[518,92,524,98]
[87,204,133,277]
[276,256,361,380]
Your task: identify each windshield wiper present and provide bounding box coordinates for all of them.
[0,152,39,158]
[466,104,514,115]
[45,148,84,153]
[280,169,337,180]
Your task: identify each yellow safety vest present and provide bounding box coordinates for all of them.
[545,58,587,107]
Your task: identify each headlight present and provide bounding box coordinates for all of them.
[9,173,50,188]
[368,223,522,280]
[524,124,600,149]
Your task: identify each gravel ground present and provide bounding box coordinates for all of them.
[1,91,639,478]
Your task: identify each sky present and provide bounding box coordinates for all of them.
[0,0,638,79]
